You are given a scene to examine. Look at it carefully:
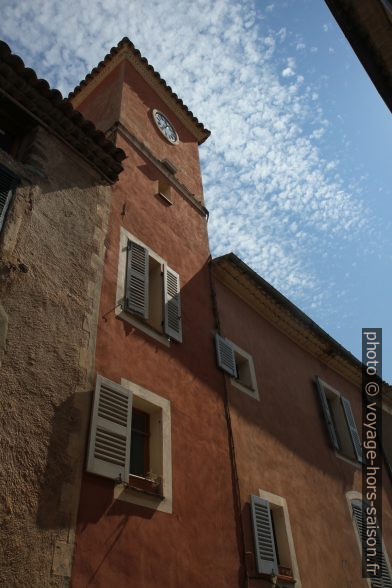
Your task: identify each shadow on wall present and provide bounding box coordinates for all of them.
[36,391,88,530]
[70,256,377,529]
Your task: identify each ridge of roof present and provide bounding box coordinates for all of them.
[68,37,211,145]
[0,40,126,181]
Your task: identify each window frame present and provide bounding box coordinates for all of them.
[316,376,363,465]
[116,227,182,346]
[87,374,172,513]
[215,333,259,400]
[117,376,172,514]
[251,489,302,587]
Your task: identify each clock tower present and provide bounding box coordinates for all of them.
[69,38,240,588]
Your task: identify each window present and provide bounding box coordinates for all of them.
[316,376,363,463]
[215,333,259,399]
[350,497,392,588]
[87,374,172,513]
[157,179,173,205]
[116,228,182,345]
[0,164,18,233]
[250,491,301,587]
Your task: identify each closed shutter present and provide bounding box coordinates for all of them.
[125,240,149,318]
[352,500,392,588]
[87,375,132,482]
[215,334,237,378]
[163,265,182,342]
[250,495,278,576]
[0,165,18,232]
[316,376,340,451]
[341,396,364,463]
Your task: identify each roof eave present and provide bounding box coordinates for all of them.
[213,253,392,397]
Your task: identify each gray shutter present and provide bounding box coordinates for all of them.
[164,265,182,342]
[87,375,132,482]
[316,376,340,451]
[0,165,17,232]
[352,500,392,588]
[215,334,237,377]
[341,396,363,463]
[125,240,149,318]
[250,495,278,576]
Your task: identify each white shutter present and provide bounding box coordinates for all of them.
[0,165,17,232]
[215,334,237,378]
[341,396,363,463]
[87,375,132,481]
[164,265,182,342]
[125,240,149,318]
[316,377,340,451]
[352,500,392,588]
[250,495,278,576]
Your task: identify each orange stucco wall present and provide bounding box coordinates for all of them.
[75,63,124,133]
[215,278,392,588]
[75,59,204,201]
[71,62,240,588]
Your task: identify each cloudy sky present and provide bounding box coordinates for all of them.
[1,0,391,378]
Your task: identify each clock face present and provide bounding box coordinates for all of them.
[153,109,179,144]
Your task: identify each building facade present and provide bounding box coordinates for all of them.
[0,40,125,586]
[213,254,392,588]
[0,38,391,588]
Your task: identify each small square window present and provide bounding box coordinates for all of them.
[157,179,172,205]
[215,334,259,400]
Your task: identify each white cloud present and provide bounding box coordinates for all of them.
[282,67,295,78]
[0,0,376,311]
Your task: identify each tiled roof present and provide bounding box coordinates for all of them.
[0,40,126,181]
[69,37,211,145]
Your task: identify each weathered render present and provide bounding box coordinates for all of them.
[0,42,124,587]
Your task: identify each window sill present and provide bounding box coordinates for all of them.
[114,479,170,512]
[115,307,170,347]
[230,377,260,400]
[276,574,296,584]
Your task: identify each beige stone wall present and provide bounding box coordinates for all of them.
[0,127,111,587]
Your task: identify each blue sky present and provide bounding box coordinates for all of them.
[1,0,391,379]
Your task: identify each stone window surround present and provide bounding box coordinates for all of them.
[258,488,302,588]
[116,226,170,347]
[114,377,173,514]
